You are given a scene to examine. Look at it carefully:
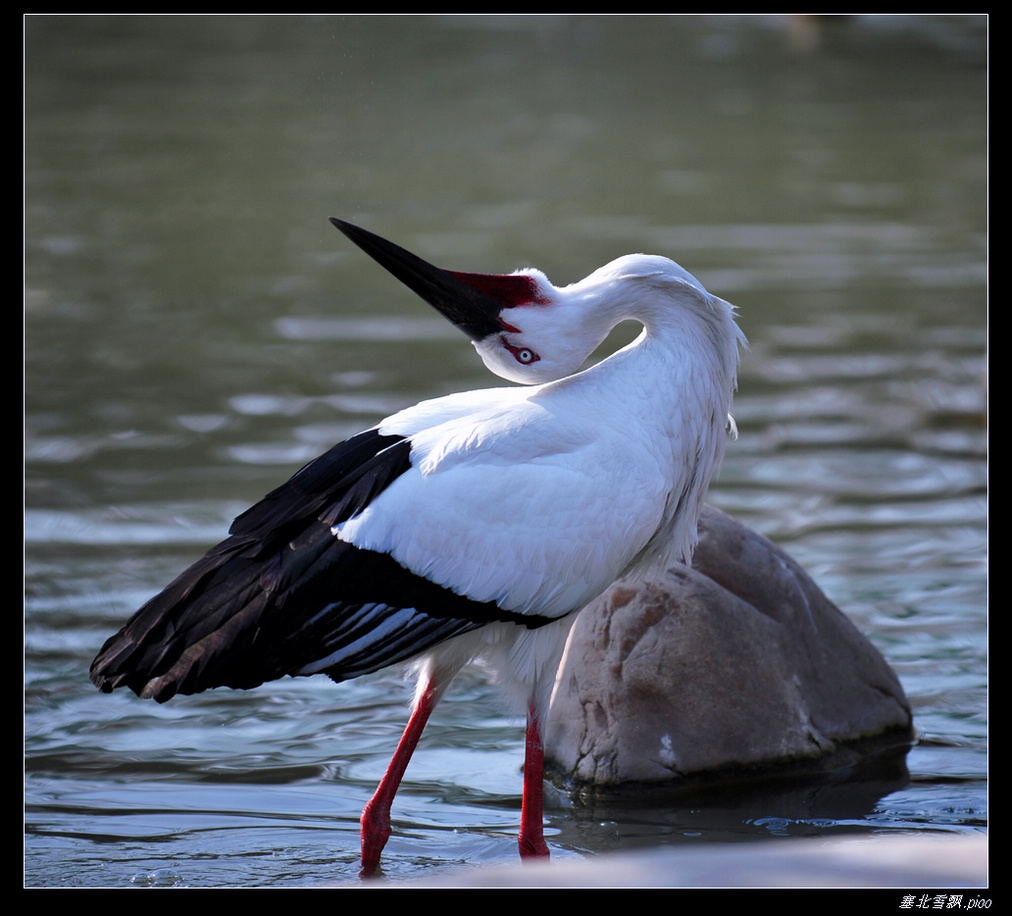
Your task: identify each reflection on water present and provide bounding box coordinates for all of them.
[26,15,985,886]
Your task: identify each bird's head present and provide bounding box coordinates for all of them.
[331,219,742,386]
[331,218,593,384]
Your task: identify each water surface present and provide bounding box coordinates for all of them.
[25,15,986,887]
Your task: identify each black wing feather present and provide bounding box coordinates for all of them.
[89,428,521,703]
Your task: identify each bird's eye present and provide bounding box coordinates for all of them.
[502,337,540,366]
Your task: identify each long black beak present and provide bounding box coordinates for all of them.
[330,218,506,341]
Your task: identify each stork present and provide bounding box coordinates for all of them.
[90,218,746,875]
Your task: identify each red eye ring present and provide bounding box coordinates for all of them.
[501,336,540,365]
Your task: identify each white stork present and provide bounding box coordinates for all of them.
[90,218,746,875]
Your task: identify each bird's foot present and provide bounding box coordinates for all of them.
[518,832,550,861]
[359,799,392,878]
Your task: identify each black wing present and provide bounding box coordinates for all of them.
[89,428,516,703]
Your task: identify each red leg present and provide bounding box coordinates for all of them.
[518,704,550,861]
[359,679,437,877]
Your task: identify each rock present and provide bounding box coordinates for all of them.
[544,505,914,794]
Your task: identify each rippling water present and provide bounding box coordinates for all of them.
[25,15,986,886]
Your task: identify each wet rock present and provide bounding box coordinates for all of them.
[545,505,914,793]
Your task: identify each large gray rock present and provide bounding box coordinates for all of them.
[545,505,914,792]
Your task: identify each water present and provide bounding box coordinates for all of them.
[25,15,986,887]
